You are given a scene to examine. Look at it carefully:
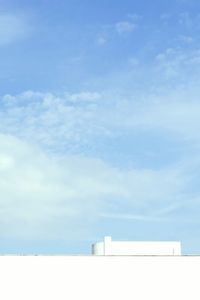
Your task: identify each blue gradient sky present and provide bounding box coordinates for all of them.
[0,0,200,254]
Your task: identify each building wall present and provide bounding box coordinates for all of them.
[92,236,181,255]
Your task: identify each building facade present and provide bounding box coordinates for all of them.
[92,236,181,255]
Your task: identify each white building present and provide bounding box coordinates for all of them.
[92,236,181,256]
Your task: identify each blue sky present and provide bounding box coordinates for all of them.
[1,0,200,254]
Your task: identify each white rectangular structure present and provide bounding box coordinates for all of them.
[92,236,181,255]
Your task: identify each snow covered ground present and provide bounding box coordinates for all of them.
[0,256,199,300]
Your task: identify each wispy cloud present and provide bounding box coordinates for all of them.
[1,91,106,152]
[99,213,164,222]
[0,88,197,239]
[95,18,137,47]
[97,36,107,46]
[0,132,190,239]
[115,21,136,34]
[179,35,194,43]
[1,7,200,244]
[0,13,31,45]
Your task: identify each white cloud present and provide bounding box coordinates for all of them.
[179,35,194,43]
[101,86,200,144]
[99,213,169,222]
[115,21,136,34]
[68,91,102,103]
[0,132,188,239]
[3,82,200,154]
[129,57,139,66]
[0,13,30,45]
[97,36,107,46]
[1,84,200,240]
[0,134,115,238]
[178,12,192,27]
[1,91,105,151]
[127,13,142,21]
[160,13,171,21]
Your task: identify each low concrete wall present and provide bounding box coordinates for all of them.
[0,256,199,299]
